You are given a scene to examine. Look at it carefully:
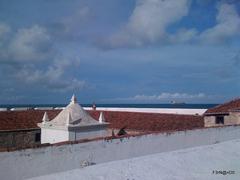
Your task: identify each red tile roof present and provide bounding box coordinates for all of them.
[89,111,203,132]
[0,110,60,131]
[205,98,240,114]
[0,110,203,132]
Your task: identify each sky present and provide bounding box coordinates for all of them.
[0,0,239,104]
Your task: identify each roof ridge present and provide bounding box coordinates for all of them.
[205,97,240,114]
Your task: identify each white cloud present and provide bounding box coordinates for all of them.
[9,25,52,62]
[169,2,240,44]
[106,0,190,48]
[169,28,198,43]
[15,57,85,92]
[0,22,10,39]
[199,3,240,43]
[0,23,86,93]
[102,1,240,48]
[131,92,206,100]
[109,92,207,102]
[57,6,93,37]
[0,24,53,63]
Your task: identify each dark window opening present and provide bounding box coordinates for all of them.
[35,133,41,142]
[215,116,224,124]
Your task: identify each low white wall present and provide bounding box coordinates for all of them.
[84,107,207,115]
[1,126,240,180]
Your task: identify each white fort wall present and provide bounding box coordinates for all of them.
[1,126,240,180]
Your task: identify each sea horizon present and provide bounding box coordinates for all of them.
[0,103,218,109]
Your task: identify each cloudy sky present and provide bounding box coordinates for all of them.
[0,0,239,104]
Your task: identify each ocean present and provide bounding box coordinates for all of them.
[0,104,218,109]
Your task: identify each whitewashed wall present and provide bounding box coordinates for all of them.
[41,128,69,144]
[1,126,240,180]
[84,107,207,115]
[204,112,240,127]
[41,128,109,144]
[69,129,108,141]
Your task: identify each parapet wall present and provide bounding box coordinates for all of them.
[1,126,240,180]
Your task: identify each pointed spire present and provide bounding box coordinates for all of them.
[70,94,77,104]
[42,112,49,124]
[99,112,105,123]
[66,111,72,126]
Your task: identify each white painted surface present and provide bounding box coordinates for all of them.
[54,107,65,110]
[98,112,105,123]
[84,107,207,115]
[10,107,30,111]
[1,126,240,180]
[42,112,49,123]
[41,128,69,144]
[34,107,54,110]
[29,139,240,180]
[69,129,108,140]
[41,128,108,144]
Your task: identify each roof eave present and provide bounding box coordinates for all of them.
[38,122,109,131]
[204,112,229,116]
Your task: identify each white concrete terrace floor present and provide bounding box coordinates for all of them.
[29,139,240,180]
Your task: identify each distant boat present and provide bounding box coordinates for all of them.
[170,101,186,105]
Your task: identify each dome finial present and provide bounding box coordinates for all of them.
[70,94,77,104]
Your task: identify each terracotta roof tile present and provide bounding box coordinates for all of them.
[205,98,240,114]
[0,110,203,132]
[89,111,203,132]
[0,110,60,131]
